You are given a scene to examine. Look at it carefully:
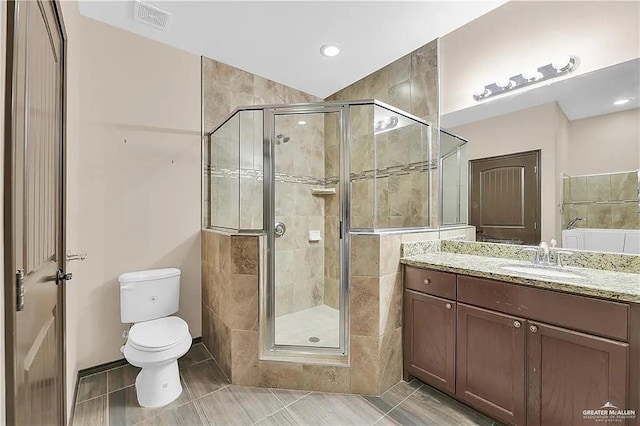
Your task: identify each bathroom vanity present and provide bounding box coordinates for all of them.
[401,247,640,426]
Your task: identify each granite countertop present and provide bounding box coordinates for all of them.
[401,252,640,303]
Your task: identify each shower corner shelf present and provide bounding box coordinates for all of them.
[311,188,336,196]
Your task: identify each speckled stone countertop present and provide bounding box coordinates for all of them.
[401,252,640,303]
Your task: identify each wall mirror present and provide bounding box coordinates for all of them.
[438,1,640,254]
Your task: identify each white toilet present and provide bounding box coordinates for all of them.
[118,268,192,408]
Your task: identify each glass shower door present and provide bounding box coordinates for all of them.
[269,109,345,352]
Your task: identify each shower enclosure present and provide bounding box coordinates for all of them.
[440,130,469,226]
[204,100,431,362]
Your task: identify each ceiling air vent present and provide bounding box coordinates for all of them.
[134,0,172,30]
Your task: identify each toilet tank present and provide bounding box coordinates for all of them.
[118,268,181,323]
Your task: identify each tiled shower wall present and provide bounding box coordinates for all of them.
[326,40,439,229]
[562,171,640,229]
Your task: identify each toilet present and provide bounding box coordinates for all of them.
[118,268,192,408]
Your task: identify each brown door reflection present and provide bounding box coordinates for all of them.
[469,150,541,245]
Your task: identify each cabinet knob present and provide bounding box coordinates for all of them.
[445,303,452,310]
[423,279,431,285]
[530,325,538,333]
[513,321,521,328]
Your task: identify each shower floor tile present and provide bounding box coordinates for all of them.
[275,305,340,347]
[72,343,500,426]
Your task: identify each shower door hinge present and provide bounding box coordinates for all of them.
[339,221,343,239]
[16,269,25,312]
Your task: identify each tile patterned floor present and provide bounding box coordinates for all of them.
[73,343,500,426]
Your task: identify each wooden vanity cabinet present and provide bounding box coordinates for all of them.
[456,303,526,425]
[527,321,629,426]
[403,290,456,394]
[403,265,633,426]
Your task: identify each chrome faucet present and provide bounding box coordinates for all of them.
[566,217,585,230]
[523,241,574,267]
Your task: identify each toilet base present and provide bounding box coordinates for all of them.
[135,360,182,408]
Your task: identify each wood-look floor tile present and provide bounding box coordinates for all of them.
[374,415,401,425]
[287,392,385,425]
[181,359,230,399]
[134,402,206,426]
[254,408,302,425]
[363,379,421,414]
[108,379,192,425]
[269,388,310,406]
[388,385,495,426]
[73,395,108,426]
[178,343,212,369]
[196,385,284,425]
[107,364,140,392]
[77,372,108,403]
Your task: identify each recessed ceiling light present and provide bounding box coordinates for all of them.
[297,120,307,125]
[320,44,340,58]
[613,98,631,106]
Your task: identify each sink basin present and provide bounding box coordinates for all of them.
[500,264,585,280]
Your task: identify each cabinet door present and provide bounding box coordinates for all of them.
[527,321,629,426]
[456,303,526,425]
[403,290,456,394]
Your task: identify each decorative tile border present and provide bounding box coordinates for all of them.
[207,159,437,186]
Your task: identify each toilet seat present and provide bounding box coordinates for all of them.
[128,316,189,352]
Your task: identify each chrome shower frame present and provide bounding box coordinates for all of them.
[206,100,431,364]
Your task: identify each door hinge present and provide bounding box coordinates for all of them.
[534,222,537,230]
[16,269,25,312]
[534,165,538,174]
[56,269,72,285]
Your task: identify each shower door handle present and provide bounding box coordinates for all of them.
[275,222,286,238]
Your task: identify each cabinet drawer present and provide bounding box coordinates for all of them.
[457,275,629,341]
[405,267,456,299]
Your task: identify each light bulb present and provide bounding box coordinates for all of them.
[613,99,631,106]
[552,56,572,71]
[297,120,307,125]
[522,68,543,81]
[496,78,514,89]
[473,86,490,98]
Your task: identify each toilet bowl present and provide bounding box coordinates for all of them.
[118,268,192,408]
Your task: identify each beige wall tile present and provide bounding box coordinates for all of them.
[350,276,380,337]
[379,235,402,276]
[350,335,380,395]
[379,328,403,393]
[586,204,613,228]
[324,277,339,310]
[570,176,587,202]
[231,330,259,386]
[230,236,258,275]
[611,172,638,201]
[228,274,258,331]
[301,365,350,393]
[586,174,612,202]
[351,235,380,277]
[379,274,402,335]
[612,203,640,229]
[259,362,303,389]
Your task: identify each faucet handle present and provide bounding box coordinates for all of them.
[553,250,573,267]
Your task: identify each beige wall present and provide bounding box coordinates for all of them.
[440,1,640,115]
[567,108,640,176]
[62,11,202,417]
[1,1,6,421]
[452,102,560,242]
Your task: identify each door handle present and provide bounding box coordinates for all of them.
[56,269,72,285]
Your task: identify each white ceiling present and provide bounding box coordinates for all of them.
[441,59,640,129]
[78,0,504,98]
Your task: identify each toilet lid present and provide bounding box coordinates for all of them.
[128,316,189,352]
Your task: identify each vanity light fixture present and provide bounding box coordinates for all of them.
[474,55,579,101]
[613,98,631,106]
[320,44,340,57]
[297,120,307,125]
